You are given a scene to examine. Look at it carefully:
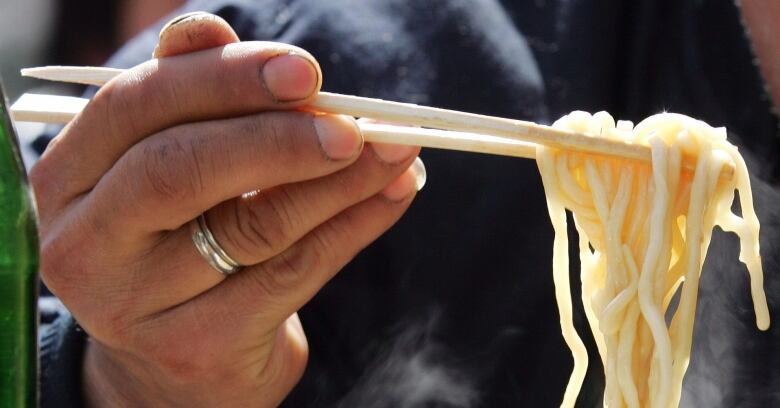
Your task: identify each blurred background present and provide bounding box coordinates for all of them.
[0,0,185,166]
[0,0,185,99]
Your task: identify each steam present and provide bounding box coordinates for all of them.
[337,311,479,408]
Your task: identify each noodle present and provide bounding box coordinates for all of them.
[535,111,770,408]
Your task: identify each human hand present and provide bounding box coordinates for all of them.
[32,12,425,407]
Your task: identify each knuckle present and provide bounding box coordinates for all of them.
[36,216,136,341]
[38,229,94,302]
[229,191,299,259]
[277,248,317,284]
[233,201,285,258]
[270,187,301,231]
[253,250,314,297]
[329,167,364,202]
[40,237,137,347]
[138,133,206,205]
[251,113,310,159]
[313,220,346,262]
[38,235,74,296]
[28,162,52,201]
[94,79,142,139]
[28,155,71,220]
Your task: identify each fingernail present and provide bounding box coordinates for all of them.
[313,115,363,160]
[411,157,427,191]
[381,157,426,202]
[371,142,417,164]
[160,11,210,34]
[262,53,319,102]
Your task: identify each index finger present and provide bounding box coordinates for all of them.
[31,41,322,210]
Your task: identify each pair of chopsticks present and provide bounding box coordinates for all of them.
[11,66,731,179]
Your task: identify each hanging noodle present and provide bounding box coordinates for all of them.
[535,111,770,408]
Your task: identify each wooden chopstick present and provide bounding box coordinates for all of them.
[17,65,735,180]
[10,93,537,160]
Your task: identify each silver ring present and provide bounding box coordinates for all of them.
[190,214,242,275]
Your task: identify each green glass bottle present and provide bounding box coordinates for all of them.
[0,82,38,407]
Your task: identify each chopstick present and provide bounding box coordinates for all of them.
[19,66,647,159]
[10,93,537,160]
[16,65,735,180]
[21,66,122,87]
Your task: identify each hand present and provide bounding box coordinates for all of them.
[32,12,425,407]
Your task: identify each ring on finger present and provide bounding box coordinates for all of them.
[190,213,243,275]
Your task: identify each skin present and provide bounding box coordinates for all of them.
[33,12,424,407]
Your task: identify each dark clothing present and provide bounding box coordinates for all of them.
[39,300,87,408]
[40,1,780,407]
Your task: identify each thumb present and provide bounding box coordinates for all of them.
[153,11,240,58]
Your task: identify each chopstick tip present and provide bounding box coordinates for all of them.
[20,67,37,77]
